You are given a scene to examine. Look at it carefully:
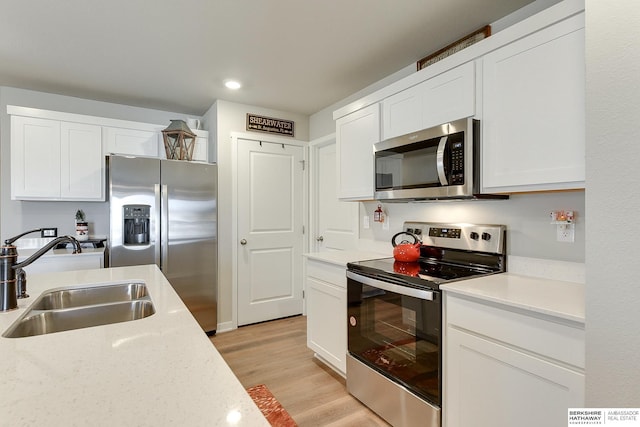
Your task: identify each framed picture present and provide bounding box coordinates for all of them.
[417,25,491,71]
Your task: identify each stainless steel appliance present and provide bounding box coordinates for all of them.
[346,222,506,427]
[374,118,507,201]
[107,155,217,334]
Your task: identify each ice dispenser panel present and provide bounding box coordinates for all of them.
[123,204,150,245]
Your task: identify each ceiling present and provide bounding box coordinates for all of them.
[0,0,534,116]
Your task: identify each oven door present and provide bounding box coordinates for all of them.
[346,270,441,406]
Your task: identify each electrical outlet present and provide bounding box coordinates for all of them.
[382,216,390,231]
[557,224,574,243]
[363,216,370,229]
[41,228,58,238]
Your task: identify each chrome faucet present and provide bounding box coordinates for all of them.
[1,229,82,312]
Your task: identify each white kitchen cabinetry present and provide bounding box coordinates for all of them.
[444,294,585,427]
[11,116,104,201]
[103,126,160,157]
[60,122,104,200]
[382,61,475,140]
[192,130,209,162]
[335,103,380,200]
[306,258,347,375]
[481,13,585,193]
[20,251,105,275]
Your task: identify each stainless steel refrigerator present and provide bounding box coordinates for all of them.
[107,155,217,334]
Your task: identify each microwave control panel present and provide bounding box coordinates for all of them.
[449,132,465,185]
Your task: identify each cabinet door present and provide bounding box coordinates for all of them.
[420,61,475,130]
[381,62,475,140]
[335,103,380,200]
[445,327,585,427]
[192,135,208,162]
[60,122,104,200]
[306,276,347,374]
[103,127,160,157]
[482,14,585,192]
[11,116,61,199]
[381,85,421,140]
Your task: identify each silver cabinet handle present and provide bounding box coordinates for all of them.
[240,239,247,245]
[316,236,324,242]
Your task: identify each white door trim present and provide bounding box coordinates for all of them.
[230,131,308,329]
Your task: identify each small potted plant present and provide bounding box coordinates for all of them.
[75,209,89,241]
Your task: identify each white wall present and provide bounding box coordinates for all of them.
[585,0,640,406]
[0,86,200,242]
[203,99,309,326]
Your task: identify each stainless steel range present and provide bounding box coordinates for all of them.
[346,222,506,427]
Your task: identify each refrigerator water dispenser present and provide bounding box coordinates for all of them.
[123,205,150,245]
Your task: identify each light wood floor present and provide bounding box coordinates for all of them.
[210,315,390,427]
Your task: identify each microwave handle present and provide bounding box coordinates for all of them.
[347,271,435,301]
[436,136,449,186]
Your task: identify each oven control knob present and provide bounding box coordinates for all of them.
[481,232,492,241]
[470,232,479,240]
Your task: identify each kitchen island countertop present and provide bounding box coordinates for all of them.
[0,265,269,427]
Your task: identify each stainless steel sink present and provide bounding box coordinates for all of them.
[2,282,155,338]
[31,282,149,310]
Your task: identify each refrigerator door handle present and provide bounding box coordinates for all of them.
[161,184,169,271]
[154,184,161,266]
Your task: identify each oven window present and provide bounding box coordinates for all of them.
[347,281,441,405]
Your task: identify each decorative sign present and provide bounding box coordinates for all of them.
[246,114,295,137]
[417,25,491,71]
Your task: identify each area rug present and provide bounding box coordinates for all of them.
[246,384,298,427]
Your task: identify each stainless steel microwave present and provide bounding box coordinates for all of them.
[374,118,506,201]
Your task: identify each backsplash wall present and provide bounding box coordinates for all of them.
[359,190,585,263]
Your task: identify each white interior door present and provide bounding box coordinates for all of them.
[311,136,358,252]
[237,138,304,326]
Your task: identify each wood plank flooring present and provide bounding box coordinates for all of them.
[210,315,390,427]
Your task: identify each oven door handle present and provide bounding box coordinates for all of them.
[347,271,435,301]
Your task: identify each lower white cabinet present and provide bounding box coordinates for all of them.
[305,258,347,375]
[444,294,585,427]
[19,251,104,275]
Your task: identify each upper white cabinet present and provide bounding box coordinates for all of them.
[103,126,160,157]
[11,116,104,201]
[481,13,585,193]
[336,103,380,200]
[382,61,475,140]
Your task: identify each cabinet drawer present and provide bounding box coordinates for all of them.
[446,294,584,368]
[306,260,346,288]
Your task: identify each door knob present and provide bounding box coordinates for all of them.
[240,239,247,245]
[316,236,324,242]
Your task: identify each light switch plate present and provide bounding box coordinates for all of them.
[363,216,370,229]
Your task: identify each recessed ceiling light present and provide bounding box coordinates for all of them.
[225,80,241,90]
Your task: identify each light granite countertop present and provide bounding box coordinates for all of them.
[0,265,269,427]
[303,250,387,267]
[441,272,585,323]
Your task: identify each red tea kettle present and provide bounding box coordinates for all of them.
[392,231,422,262]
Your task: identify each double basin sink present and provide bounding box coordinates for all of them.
[2,282,156,338]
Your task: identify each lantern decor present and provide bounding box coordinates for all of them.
[162,119,196,161]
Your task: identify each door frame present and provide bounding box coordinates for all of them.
[230,131,308,329]
[308,133,336,252]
